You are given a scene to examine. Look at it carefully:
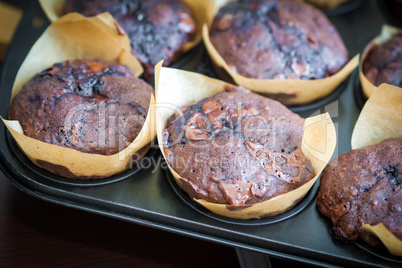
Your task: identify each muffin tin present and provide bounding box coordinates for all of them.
[322,0,368,16]
[0,1,401,267]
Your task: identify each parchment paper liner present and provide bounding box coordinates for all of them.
[305,0,351,10]
[155,63,336,219]
[39,0,215,56]
[359,223,402,257]
[214,0,231,12]
[351,84,402,256]
[2,13,156,179]
[202,24,359,106]
[359,24,401,98]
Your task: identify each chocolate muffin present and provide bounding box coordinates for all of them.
[64,0,197,81]
[317,139,402,241]
[8,59,153,155]
[209,0,348,80]
[362,30,402,87]
[162,86,314,206]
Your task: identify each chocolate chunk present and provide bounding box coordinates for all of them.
[163,89,312,206]
[202,100,221,114]
[187,112,208,129]
[384,165,401,186]
[219,178,253,206]
[330,202,350,224]
[184,127,210,141]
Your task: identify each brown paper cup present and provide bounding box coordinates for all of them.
[155,63,336,219]
[351,84,402,256]
[2,13,156,179]
[203,24,359,106]
[305,0,351,9]
[39,0,215,56]
[359,24,401,98]
[359,223,402,257]
[203,26,359,105]
[352,84,402,149]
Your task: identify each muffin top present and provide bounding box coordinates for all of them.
[362,30,402,87]
[8,60,153,155]
[64,0,197,80]
[209,0,348,80]
[317,138,402,241]
[162,86,314,206]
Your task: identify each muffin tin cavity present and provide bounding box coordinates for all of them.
[165,167,320,226]
[352,69,367,109]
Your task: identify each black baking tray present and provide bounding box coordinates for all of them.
[1,1,401,267]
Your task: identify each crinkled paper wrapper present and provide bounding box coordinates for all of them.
[352,84,402,256]
[203,24,359,106]
[359,24,401,98]
[305,0,352,9]
[2,13,156,179]
[214,0,232,12]
[155,63,336,219]
[39,0,215,55]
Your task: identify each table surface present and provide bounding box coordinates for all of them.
[0,170,241,268]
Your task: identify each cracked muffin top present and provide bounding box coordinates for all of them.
[8,59,153,155]
[162,85,314,206]
[362,30,402,87]
[64,0,197,81]
[209,0,348,80]
[317,138,402,241]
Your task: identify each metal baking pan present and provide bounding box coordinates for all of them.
[0,1,401,267]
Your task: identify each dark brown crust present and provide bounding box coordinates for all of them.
[210,0,348,80]
[163,87,314,206]
[8,60,153,156]
[317,138,402,241]
[362,30,402,87]
[64,0,197,81]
